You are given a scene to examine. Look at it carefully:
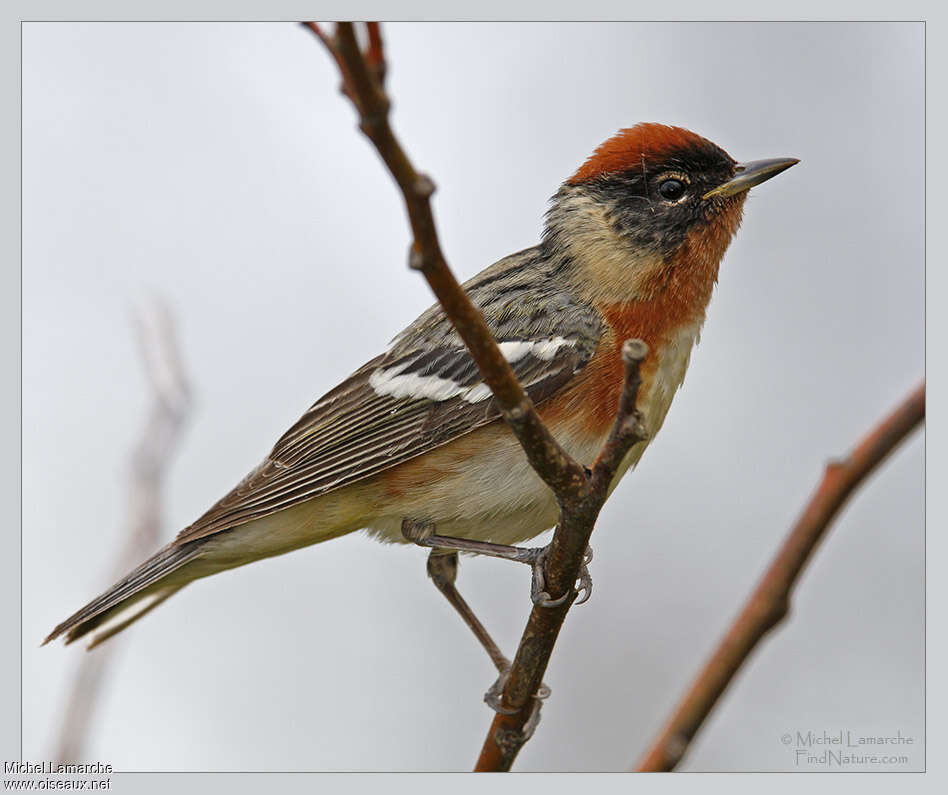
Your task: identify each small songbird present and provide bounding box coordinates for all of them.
[45,124,797,663]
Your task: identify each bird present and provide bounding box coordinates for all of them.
[45,123,797,677]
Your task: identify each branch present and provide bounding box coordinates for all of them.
[475,341,649,771]
[305,22,649,770]
[53,300,192,763]
[636,381,925,771]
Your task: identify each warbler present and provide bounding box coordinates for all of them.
[45,123,797,655]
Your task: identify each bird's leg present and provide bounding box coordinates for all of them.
[405,521,550,725]
[401,518,594,608]
[426,551,509,675]
[425,550,550,722]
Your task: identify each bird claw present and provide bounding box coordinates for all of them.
[528,544,594,607]
[494,698,545,749]
[484,666,551,745]
[484,668,519,715]
[575,546,594,605]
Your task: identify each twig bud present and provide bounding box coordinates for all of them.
[414,174,436,199]
[622,338,649,364]
[408,245,425,271]
[503,400,529,422]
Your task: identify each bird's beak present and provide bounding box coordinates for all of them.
[702,157,800,199]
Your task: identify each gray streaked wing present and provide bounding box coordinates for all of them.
[174,246,603,545]
[174,342,591,544]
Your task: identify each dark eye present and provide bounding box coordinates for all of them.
[659,179,687,201]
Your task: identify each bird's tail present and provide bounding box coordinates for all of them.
[43,541,203,649]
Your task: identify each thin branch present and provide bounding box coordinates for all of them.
[306,22,650,770]
[636,381,925,771]
[475,341,649,771]
[53,300,192,763]
[364,22,386,83]
[590,339,649,488]
[302,22,354,102]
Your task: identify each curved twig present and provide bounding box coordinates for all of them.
[636,381,925,771]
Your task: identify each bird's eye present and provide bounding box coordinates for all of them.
[658,179,687,201]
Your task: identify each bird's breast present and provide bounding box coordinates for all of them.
[545,283,708,438]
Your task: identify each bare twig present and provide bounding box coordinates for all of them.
[306,22,649,770]
[53,300,192,763]
[364,22,386,83]
[636,381,925,771]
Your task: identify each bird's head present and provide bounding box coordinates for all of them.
[543,123,798,305]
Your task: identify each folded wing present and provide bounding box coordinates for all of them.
[175,247,603,545]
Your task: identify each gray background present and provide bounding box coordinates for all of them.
[22,22,923,771]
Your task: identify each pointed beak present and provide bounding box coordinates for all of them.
[702,157,800,200]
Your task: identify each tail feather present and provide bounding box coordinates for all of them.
[44,541,201,647]
[78,585,185,649]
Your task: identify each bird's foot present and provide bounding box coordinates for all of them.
[526,544,594,607]
[483,666,550,743]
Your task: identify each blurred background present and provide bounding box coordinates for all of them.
[22,22,923,771]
